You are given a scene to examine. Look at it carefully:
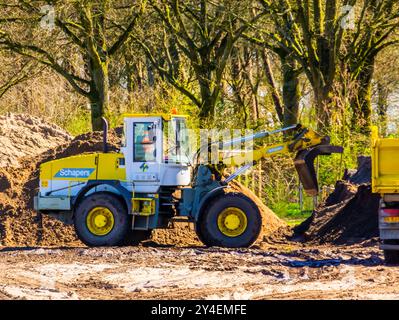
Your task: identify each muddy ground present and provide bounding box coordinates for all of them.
[0,241,396,300]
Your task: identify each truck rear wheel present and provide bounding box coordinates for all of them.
[384,250,399,265]
[197,193,261,248]
[74,192,129,247]
[382,240,399,265]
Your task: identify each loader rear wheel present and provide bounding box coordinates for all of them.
[197,193,261,248]
[74,193,129,247]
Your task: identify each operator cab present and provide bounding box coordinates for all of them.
[120,114,192,193]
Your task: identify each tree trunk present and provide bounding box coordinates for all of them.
[377,82,389,136]
[198,64,217,126]
[313,78,333,132]
[351,56,375,134]
[198,84,216,125]
[169,36,181,79]
[146,57,155,87]
[88,58,110,131]
[245,48,258,123]
[262,51,283,124]
[126,60,144,93]
[282,56,300,126]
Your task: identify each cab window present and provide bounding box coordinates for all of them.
[166,118,190,164]
[133,122,156,162]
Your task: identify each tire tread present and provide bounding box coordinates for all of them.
[197,192,261,248]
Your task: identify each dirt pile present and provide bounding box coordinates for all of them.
[151,223,201,246]
[294,157,380,244]
[0,129,125,246]
[0,126,284,247]
[151,181,288,247]
[0,113,71,167]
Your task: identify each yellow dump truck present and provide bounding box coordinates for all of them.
[371,127,399,263]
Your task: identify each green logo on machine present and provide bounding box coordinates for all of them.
[140,163,149,172]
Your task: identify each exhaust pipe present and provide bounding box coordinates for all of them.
[102,117,108,153]
[294,144,343,196]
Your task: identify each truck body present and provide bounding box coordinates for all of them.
[371,127,399,263]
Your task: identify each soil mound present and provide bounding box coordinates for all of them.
[294,156,380,244]
[0,113,71,167]
[229,181,289,244]
[151,223,201,246]
[0,130,120,246]
[0,127,285,247]
[151,181,289,247]
[0,169,12,193]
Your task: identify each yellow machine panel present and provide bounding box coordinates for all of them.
[40,154,98,181]
[132,198,156,216]
[371,127,399,194]
[39,153,126,182]
[96,153,126,181]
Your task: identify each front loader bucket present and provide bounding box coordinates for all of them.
[294,145,343,196]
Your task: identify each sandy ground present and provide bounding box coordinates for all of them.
[0,242,397,300]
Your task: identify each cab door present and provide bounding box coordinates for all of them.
[129,117,162,184]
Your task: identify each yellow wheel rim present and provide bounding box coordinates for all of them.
[217,207,248,237]
[86,207,115,236]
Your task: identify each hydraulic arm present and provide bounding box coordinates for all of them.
[214,124,343,196]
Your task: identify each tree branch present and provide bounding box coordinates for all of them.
[108,0,147,56]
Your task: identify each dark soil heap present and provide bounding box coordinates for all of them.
[0,125,285,247]
[294,156,380,244]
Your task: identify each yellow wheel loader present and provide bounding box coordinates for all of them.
[34,114,343,247]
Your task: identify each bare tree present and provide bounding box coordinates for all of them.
[344,1,399,133]
[245,0,399,132]
[0,0,146,130]
[133,0,263,126]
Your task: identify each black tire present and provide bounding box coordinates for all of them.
[122,230,153,245]
[74,192,130,247]
[384,250,399,265]
[382,240,399,265]
[197,192,262,248]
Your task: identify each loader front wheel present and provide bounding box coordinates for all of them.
[74,193,129,247]
[197,193,261,248]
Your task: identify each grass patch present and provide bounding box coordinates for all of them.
[64,112,92,136]
[285,218,308,227]
[271,202,312,226]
